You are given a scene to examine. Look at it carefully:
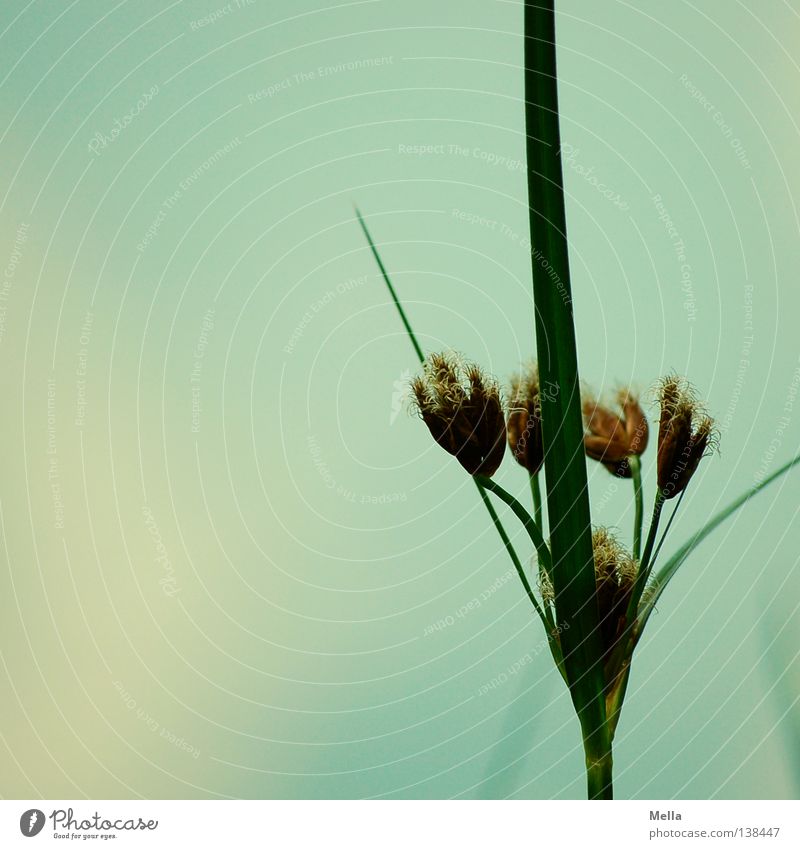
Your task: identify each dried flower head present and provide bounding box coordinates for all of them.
[583,388,649,477]
[656,375,717,499]
[592,527,637,659]
[507,363,544,475]
[411,352,506,477]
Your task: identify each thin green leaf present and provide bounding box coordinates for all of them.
[524,0,607,756]
[354,206,424,364]
[354,207,542,627]
[640,454,800,629]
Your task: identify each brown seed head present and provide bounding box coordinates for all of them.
[583,388,649,477]
[656,375,717,499]
[591,527,637,659]
[411,352,506,477]
[507,363,544,475]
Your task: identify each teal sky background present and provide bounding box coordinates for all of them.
[1,0,799,799]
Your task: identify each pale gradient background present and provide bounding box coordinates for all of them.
[0,0,799,799]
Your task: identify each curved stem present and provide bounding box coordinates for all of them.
[640,453,800,629]
[629,455,643,561]
[475,476,552,576]
[355,208,535,631]
[477,477,566,681]
[475,479,546,626]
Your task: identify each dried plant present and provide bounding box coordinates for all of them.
[354,0,800,799]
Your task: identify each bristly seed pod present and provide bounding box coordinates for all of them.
[411,352,506,477]
[583,388,649,477]
[656,375,717,499]
[507,363,544,475]
[592,527,637,663]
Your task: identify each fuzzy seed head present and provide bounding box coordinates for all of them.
[591,527,637,660]
[507,363,544,475]
[656,375,718,499]
[583,387,649,477]
[412,352,506,477]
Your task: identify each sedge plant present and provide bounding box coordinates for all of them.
[354,0,800,799]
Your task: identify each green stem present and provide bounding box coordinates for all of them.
[629,455,643,561]
[355,207,424,364]
[649,489,686,573]
[475,479,547,626]
[475,476,552,576]
[477,476,566,681]
[530,472,544,530]
[629,493,664,614]
[640,453,800,629]
[524,0,607,757]
[584,730,614,800]
[355,208,536,622]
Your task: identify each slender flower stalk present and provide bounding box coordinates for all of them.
[507,362,546,529]
[583,389,649,561]
[354,209,529,608]
[629,455,644,561]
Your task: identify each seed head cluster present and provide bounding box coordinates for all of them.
[656,375,717,499]
[583,389,648,477]
[411,352,506,477]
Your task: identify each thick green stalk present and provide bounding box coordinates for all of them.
[585,734,614,800]
[530,472,544,530]
[524,0,607,771]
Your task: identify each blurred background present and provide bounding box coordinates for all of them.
[0,0,798,799]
